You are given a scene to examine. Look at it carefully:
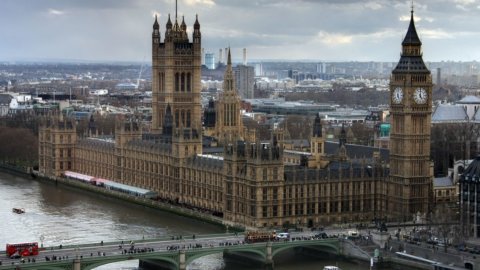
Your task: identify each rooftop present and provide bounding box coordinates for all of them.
[458,95,480,104]
[433,176,454,188]
[432,104,468,123]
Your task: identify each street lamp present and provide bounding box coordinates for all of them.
[39,235,44,248]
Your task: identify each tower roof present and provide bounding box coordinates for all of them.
[153,15,159,30]
[166,14,172,29]
[227,47,232,66]
[312,114,322,137]
[402,11,422,46]
[223,47,235,92]
[181,15,186,30]
[461,156,480,182]
[392,9,429,74]
[194,14,200,29]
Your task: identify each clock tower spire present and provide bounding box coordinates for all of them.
[388,8,433,221]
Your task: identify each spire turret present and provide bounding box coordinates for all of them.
[392,8,429,74]
[194,14,200,30]
[153,15,159,30]
[402,9,422,46]
[216,48,243,140]
[312,114,322,137]
[166,14,172,29]
[153,14,160,44]
[181,16,187,32]
[227,47,232,66]
[223,48,234,92]
[193,14,201,43]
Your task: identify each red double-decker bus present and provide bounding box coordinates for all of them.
[6,242,39,258]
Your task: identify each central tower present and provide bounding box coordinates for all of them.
[151,9,202,138]
[388,9,433,221]
[215,48,244,142]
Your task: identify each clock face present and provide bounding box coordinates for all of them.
[413,88,427,104]
[392,87,403,104]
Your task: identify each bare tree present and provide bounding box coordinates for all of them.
[350,122,374,146]
[243,118,271,141]
[0,127,38,167]
[431,122,480,177]
[285,115,312,140]
[430,203,461,253]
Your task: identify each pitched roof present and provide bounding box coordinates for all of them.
[461,156,480,182]
[457,95,480,104]
[402,12,422,46]
[433,177,454,188]
[432,105,468,123]
[0,94,12,105]
[325,141,389,162]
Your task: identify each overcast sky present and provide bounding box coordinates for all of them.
[1,0,479,62]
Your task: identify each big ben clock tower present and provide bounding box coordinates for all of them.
[388,8,433,221]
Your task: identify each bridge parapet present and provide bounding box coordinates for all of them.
[0,237,341,270]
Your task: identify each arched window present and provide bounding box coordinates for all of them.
[187,73,191,92]
[181,110,185,127]
[181,73,185,92]
[175,73,180,92]
[175,110,179,127]
[186,111,191,127]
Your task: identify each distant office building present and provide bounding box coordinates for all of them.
[316,62,327,74]
[205,52,215,69]
[436,68,441,85]
[201,48,205,65]
[243,48,247,65]
[234,65,254,99]
[255,63,263,76]
[288,69,299,84]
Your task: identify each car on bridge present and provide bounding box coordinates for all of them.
[276,233,290,240]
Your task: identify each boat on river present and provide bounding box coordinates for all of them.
[323,266,341,270]
[12,208,25,214]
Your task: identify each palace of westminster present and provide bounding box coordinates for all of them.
[38,8,434,229]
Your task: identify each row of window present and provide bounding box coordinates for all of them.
[40,132,73,144]
[226,199,379,218]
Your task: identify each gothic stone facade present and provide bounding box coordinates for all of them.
[39,10,431,228]
[39,119,388,228]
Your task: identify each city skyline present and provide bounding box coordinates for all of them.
[1,0,480,63]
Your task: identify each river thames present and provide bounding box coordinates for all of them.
[0,171,398,269]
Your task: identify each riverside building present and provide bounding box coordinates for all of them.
[39,8,433,228]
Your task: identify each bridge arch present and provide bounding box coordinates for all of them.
[271,241,339,258]
[185,247,266,266]
[464,261,474,270]
[82,255,178,270]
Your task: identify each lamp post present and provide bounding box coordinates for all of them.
[39,235,44,248]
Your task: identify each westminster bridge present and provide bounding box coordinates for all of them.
[0,233,347,270]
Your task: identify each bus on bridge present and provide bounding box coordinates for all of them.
[6,242,39,259]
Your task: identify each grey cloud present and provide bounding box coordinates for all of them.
[0,0,478,61]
